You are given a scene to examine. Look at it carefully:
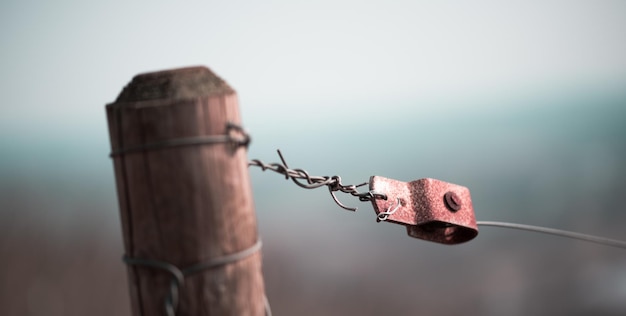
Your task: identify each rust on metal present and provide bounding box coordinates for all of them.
[369,176,478,245]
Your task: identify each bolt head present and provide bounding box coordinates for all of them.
[444,191,462,212]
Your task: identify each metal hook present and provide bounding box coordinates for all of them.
[328,188,358,211]
[278,150,361,211]
[377,198,402,222]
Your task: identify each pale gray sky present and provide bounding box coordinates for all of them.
[1,0,626,138]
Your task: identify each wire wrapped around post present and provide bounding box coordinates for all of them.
[106,66,267,316]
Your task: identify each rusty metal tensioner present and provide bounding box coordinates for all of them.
[251,150,626,249]
[250,150,479,245]
[247,148,626,249]
[369,176,477,245]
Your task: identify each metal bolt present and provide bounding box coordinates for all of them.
[444,191,462,212]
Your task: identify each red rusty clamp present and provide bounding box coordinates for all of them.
[369,176,478,245]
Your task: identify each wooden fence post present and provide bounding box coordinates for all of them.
[106,66,266,315]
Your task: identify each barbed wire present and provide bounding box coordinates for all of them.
[248,150,626,250]
[249,150,387,211]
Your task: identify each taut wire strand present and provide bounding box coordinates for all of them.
[377,198,402,222]
[477,221,626,249]
[249,150,387,211]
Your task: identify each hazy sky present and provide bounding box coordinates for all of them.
[2,3,626,314]
[1,0,626,140]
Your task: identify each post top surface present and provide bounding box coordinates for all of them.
[114,66,235,103]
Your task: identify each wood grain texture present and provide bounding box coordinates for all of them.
[106,66,265,316]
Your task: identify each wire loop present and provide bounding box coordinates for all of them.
[123,240,270,316]
[377,198,402,221]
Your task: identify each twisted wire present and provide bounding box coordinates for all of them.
[249,150,386,211]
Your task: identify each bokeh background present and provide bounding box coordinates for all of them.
[2,1,626,315]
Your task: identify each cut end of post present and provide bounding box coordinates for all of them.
[115,66,235,103]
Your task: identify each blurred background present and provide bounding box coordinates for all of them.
[1,0,626,315]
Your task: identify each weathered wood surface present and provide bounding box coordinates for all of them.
[106,66,265,315]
